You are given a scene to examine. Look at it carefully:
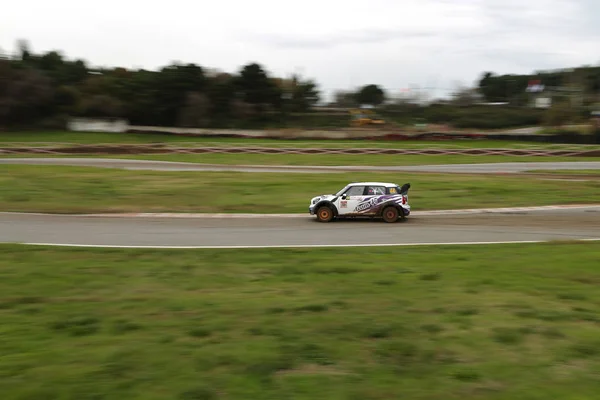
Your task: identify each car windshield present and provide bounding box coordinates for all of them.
[335,184,355,196]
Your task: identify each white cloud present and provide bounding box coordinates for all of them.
[1,0,599,100]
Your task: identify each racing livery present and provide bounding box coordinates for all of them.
[308,181,411,223]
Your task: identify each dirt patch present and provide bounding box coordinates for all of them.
[274,364,353,377]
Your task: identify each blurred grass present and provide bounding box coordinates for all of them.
[1,165,599,213]
[1,153,595,166]
[526,169,600,176]
[107,153,596,166]
[0,242,599,399]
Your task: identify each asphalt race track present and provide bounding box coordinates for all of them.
[2,158,600,248]
[2,207,599,248]
[2,157,600,174]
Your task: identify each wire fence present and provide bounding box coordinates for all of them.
[1,141,600,150]
[1,144,599,157]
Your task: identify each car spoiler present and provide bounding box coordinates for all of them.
[399,183,411,195]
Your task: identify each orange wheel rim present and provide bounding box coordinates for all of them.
[320,210,329,218]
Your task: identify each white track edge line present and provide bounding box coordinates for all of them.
[16,238,600,249]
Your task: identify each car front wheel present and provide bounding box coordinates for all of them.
[316,205,334,222]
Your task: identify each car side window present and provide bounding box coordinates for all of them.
[344,186,366,197]
[366,186,385,195]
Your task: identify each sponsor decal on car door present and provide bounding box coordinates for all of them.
[352,186,387,215]
[354,196,381,213]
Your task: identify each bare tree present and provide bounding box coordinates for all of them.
[450,82,481,106]
[332,90,358,107]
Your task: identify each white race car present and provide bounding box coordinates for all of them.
[309,181,411,223]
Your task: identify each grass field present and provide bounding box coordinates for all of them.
[1,165,599,213]
[107,153,598,167]
[2,130,600,150]
[526,169,600,176]
[2,153,597,167]
[1,242,599,399]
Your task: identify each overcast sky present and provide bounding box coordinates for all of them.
[2,0,599,101]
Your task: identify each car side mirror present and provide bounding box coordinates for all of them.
[341,194,347,200]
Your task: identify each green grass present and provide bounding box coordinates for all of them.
[108,153,597,166]
[1,242,599,399]
[1,165,599,213]
[3,153,595,167]
[526,169,600,176]
[2,130,600,150]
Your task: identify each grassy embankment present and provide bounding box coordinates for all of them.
[1,242,599,399]
[1,165,599,213]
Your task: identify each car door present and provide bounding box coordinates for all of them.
[336,185,366,215]
[356,185,387,215]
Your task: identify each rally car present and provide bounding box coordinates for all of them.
[308,181,411,223]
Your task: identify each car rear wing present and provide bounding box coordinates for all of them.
[399,183,411,195]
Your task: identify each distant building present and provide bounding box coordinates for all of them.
[533,96,552,109]
[526,79,551,108]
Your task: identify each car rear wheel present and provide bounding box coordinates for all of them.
[382,206,399,223]
[316,205,334,222]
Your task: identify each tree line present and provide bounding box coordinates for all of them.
[0,42,325,129]
[1,40,599,130]
[0,41,396,131]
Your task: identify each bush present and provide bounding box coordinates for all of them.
[382,105,545,129]
[450,107,543,129]
[543,103,577,127]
